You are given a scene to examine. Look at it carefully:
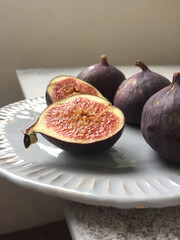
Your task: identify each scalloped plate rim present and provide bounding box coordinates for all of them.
[0,97,180,209]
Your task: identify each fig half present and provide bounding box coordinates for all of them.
[141,72,180,163]
[45,75,105,105]
[77,55,126,103]
[24,94,125,154]
[113,60,171,125]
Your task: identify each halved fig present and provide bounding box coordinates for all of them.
[45,75,105,105]
[24,95,125,154]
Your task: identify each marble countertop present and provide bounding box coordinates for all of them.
[62,200,180,240]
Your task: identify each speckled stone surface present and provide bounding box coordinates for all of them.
[62,200,180,240]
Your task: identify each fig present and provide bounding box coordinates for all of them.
[24,94,125,154]
[77,55,126,103]
[141,72,180,163]
[113,60,170,125]
[45,75,105,105]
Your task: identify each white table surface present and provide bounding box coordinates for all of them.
[16,65,180,99]
[16,66,180,240]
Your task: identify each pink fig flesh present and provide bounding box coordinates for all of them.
[24,94,125,153]
[46,75,106,105]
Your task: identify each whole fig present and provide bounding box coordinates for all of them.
[113,61,170,125]
[141,72,180,163]
[77,55,125,103]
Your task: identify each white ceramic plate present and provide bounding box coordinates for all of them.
[0,97,180,209]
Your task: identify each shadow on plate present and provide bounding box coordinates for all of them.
[156,153,180,170]
[55,147,137,174]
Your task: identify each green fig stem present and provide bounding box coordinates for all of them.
[135,60,150,71]
[101,55,109,66]
[23,132,38,148]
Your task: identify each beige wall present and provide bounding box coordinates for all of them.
[0,0,180,107]
[0,178,64,234]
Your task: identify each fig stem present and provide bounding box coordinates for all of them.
[23,132,38,148]
[135,60,149,71]
[172,72,180,85]
[101,55,109,66]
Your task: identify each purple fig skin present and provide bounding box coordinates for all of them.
[141,72,180,163]
[113,61,171,125]
[45,91,52,105]
[41,127,124,154]
[77,55,126,103]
